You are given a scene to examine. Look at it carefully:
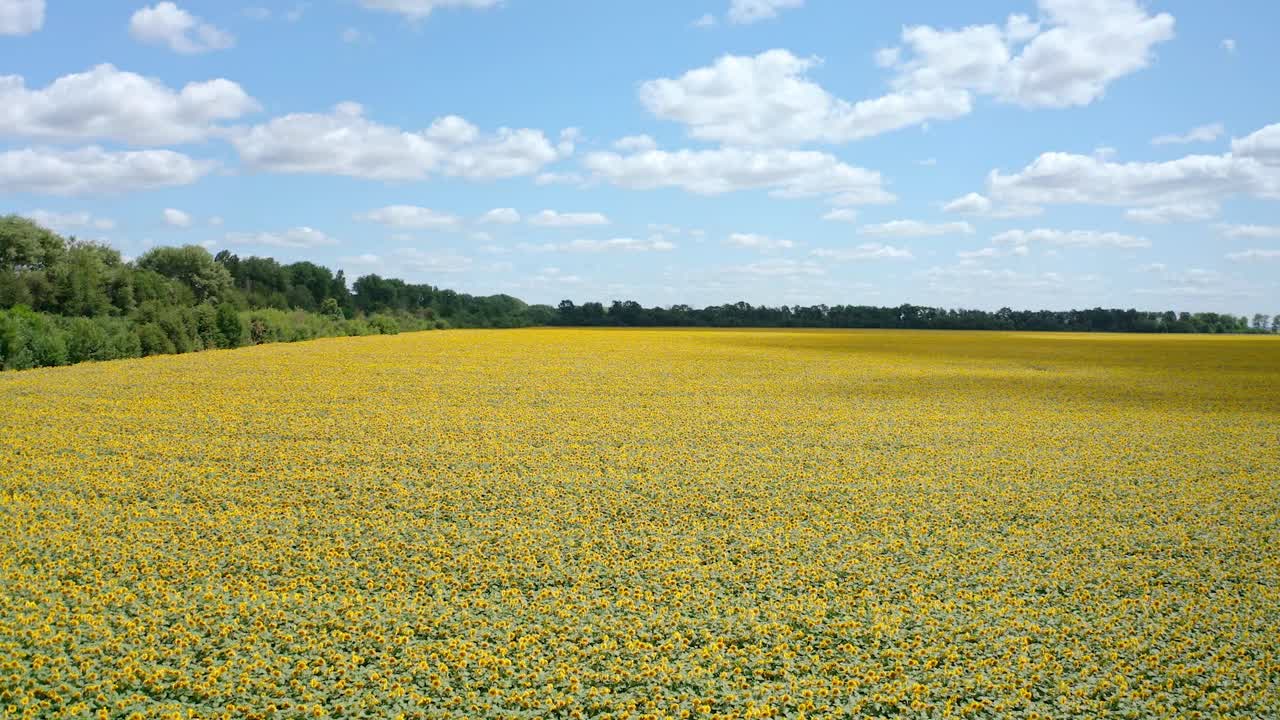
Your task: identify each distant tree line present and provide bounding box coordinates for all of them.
[0,215,545,371]
[3,213,1276,372]
[551,301,1279,334]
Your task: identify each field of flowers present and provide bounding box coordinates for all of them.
[2,328,1278,718]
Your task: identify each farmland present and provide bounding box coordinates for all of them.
[2,328,1278,718]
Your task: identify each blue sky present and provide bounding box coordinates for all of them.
[2,0,1278,313]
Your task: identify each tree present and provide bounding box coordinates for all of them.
[136,246,233,303]
[0,215,66,273]
[215,302,245,347]
[320,297,344,321]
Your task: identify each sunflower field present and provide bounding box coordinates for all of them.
[2,328,1278,719]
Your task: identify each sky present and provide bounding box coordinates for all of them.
[1,0,1278,313]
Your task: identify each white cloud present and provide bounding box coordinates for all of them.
[0,64,259,145]
[225,226,338,249]
[646,2,1173,146]
[725,233,794,250]
[985,126,1280,208]
[727,0,803,25]
[1226,249,1280,261]
[0,0,42,35]
[1222,38,1236,54]
[162,208,192,227]
[883,0,1174,108]
[479,207,520,224]
[1231,123,1280,166]
[919,157,938,166]
[942,192,992,214]
[358,205,461,230]
[639,49,971,146]
[0,146,212,196]
[522,237,675,253]
[941,192,1041,218]
[811,243,912,260]
[1124,202,1219,224]
[1152,123,1224,146]
[130,3,235,54]
[822,209,858,223]
[858,220,974,238]
[1217,224,1280,239]
[208,216,224,227]
[528,210,610,228]
[993,228,1150,248]
[583,146,893,205]
[357,0,499,20]
[230,103,565,180]
[23,210,115,232]
[614,134,658,152]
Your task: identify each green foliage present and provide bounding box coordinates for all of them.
[215,302,245,348]
[65,317,111,363]
[137,245,233,304]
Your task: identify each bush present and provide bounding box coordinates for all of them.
[215,302,245,348]
[368,314,400,335]
[65,317,111,363]
[137,323,175,356]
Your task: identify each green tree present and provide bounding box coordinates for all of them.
[215,302,245,348]
[136,246,233,304]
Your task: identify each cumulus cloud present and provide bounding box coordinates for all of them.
[225,227,339,249]
[858,220,974,238]
[163,208,192,227]
[642,1,1173,146]
[1152,123,1224,146]
[984,124,1280,209]
[23,210,115,232]
[583,146,893,205]
[639,49,970,146]
[727,0,803,25]
[0,146,212,195]
[0,0,42,35]
[992,228,1150,248]
[229,103,566,181]
[1124,202,1219,224]
[527,210,610,228]
[725,233,794,250]
[1231,123,1280,166]
[941,192,1042,218]
[357,205,461,230]
[811,243,912,260]
[0,64,259,145]
[130,3,235,54]
[357,0,499,20]
[479,207,520,224]
[822,209,858,223]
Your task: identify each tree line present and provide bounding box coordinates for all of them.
[2,214,1275,372]
[551,300,1279,334]
[0,215,545,371]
